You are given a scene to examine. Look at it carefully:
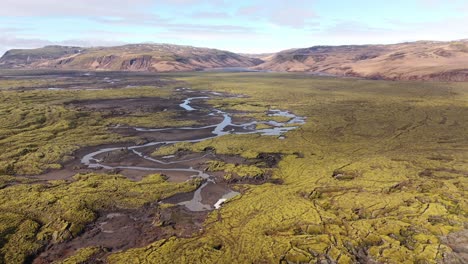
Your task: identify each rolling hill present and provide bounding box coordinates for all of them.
[0,44,263,72]
[254,40,468,81]
[2,40,468,81]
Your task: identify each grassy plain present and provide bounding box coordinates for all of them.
[0,72,466,263]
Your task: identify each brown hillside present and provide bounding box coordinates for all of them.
[0,44,263,72]
[254,40,468,81]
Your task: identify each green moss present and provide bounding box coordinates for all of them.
[0,175,33,188]
[0,173,200,261]
[152,142,198,156]
[253,123,272,130]
[108,73,467,263]
[0,85,179,175]
[206,160,265,180]
[1,72,467,263]
[55,247,105,264]
[1,219,41,264]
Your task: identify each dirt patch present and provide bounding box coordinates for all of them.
[442,229,468,263]
[255,153,282,168]
[213,152,283,184]
[29,142,137,181]
[114,125,218,143]
[418,168,468,180]
[33,204,207,263]
[66,97,180,113]
[212,153,282,169]
[95,147,216,182]
[332,169,360,181]
[164,181,234,207]
[6,71,177,91]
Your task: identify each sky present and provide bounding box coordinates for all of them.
[0,0,467,55]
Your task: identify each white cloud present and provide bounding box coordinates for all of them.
[237,0,318,28]
[0,0,467,55]
[0,34,125,57]
[310,16,468,46]
[191,11,231,19]
[0,0,153,17]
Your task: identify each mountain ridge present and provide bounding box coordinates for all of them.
[2,40,468,81]
[254,40,468,81]
[0,43,263,72]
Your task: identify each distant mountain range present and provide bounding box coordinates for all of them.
[255,40,468,81]
[1,40,468,81]
[0,44,262,72]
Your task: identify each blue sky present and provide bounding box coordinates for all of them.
[0,0,467,55]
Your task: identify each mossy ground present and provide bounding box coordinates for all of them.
[0,84,182,175]
[0,72,467,263]
[0,76,201,263]
[206,160,265,181]
[111,73,468,263]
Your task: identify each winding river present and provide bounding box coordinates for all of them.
[81,90,305,211]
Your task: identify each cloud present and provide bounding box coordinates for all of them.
[0,36,52,48]
[310,16,468,46]
[1,0,466,55]
[166,24,253,34]
[269,7,317,28]
[0,2,258,48]
[0,35,48,57]
[92,17,254,35]
[0,0,229,19]
[418,0,464,7]
[93,15,168,27]
[237,0,318,28]
[417,0,468,12]
[0,0,317,40]
[159,0,226,5]
[0,0,154,17]
[191,11,231,19]
[0,0,258,56]
[0,34,125,57]
[0,27,33,33]
[324,21,391,37]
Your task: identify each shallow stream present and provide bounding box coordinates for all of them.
[81,90,305,211]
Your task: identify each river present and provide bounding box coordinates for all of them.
[80,90,305,211]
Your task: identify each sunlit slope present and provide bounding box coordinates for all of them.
[3,40,468,81]
[0,44,262,72]
[255,41,468,81]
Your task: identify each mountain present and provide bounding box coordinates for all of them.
[254,40,468,81]
[0,44,263,72]
[2,40,468,81]
[239,52,276,61]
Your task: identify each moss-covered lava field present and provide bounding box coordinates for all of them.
[0,70,466,263]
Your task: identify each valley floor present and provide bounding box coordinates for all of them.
[0,71,466,263]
